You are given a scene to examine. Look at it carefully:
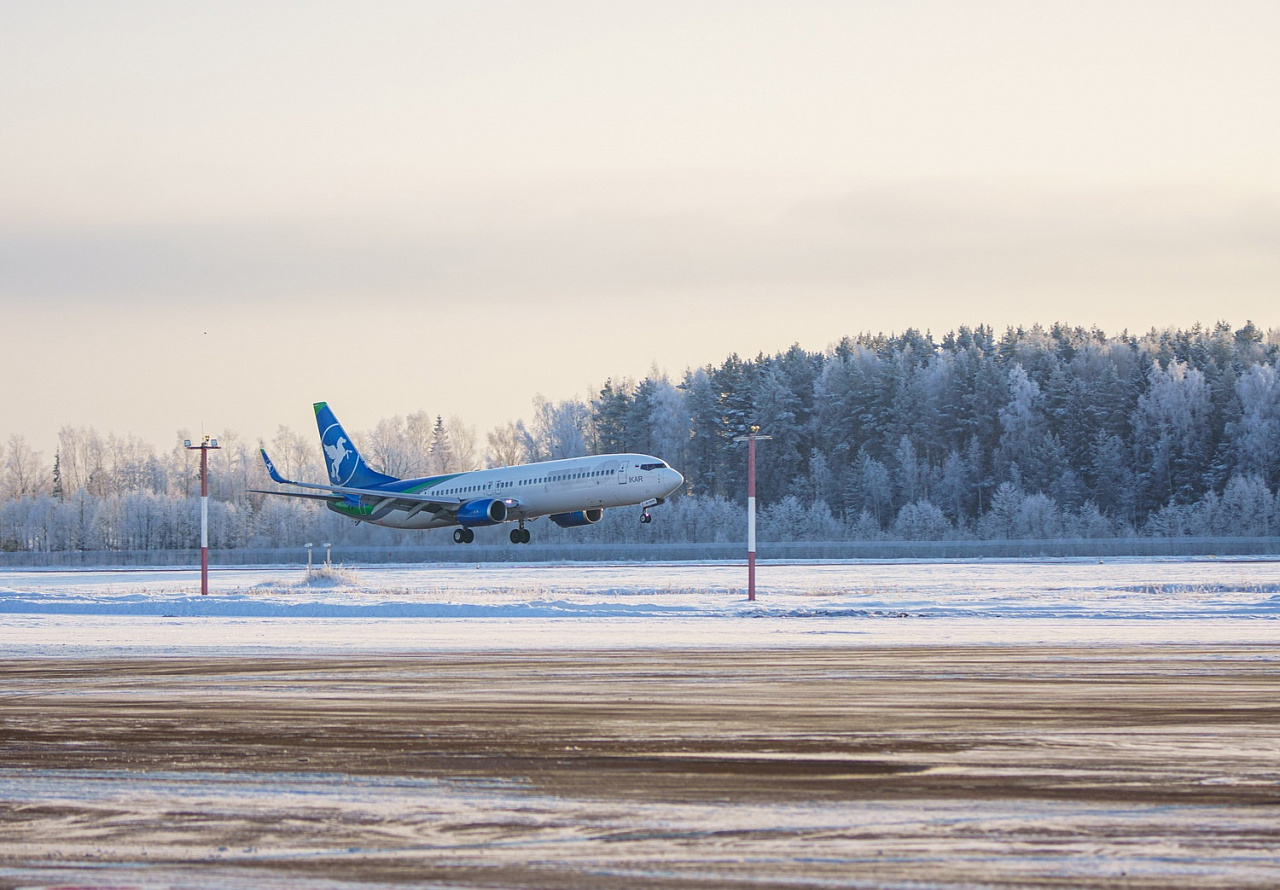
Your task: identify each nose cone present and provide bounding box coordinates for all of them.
[664,467,685,495]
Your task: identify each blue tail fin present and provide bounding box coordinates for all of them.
[313,402,398,488]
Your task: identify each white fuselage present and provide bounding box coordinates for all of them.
[334,453,683,530]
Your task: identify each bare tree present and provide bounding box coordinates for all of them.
[364,411,437,477]
[55,426,104,495]
[4,435,49,500]
[164,431,198,497]
[446,415,479,471]
[403,411,435,474]
[365,415,414,477]
[485,421,526,468]
[525,395,589,461]
[270,426,315,483]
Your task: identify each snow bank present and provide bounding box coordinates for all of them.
[2,558,1279,656]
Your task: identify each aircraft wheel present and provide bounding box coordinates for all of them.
[453,528,466,544]
[521,528,531,543]
[462,527,475,544]
[510,528,522,544]
[641,512,652,524]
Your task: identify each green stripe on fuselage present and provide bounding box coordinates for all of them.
[402,473,465,494]
[328,472,468,519]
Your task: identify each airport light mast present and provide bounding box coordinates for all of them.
[733,428,771,602]
[185,436,220,596]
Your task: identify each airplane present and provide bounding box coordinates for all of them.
[252,402,685,544]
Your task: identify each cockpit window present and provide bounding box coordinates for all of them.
[639,462,666,471]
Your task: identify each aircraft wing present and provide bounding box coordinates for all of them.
[252,479,463,506]
[251,482,461,506]
[255,447,463,513]
[253,448,522,522]
[249,483,466,522]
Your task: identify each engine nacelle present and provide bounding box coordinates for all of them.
[456,498,508,528]
[550,508,604,528]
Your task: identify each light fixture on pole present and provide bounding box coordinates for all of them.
[184,435,221,596]
[733,427,771,602]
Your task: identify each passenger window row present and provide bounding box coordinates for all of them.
[440,467,618,496]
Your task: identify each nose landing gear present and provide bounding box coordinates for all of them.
[639,497,660,524]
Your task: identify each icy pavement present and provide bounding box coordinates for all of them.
[4,769,1279,889]
[3,647,1280,889]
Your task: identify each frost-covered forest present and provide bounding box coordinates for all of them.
[3,321,1280,552]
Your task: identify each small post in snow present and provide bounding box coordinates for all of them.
[184,435,221,596]
[733,428,771,602]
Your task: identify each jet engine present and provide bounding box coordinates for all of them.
[549,508,604,528]
[456,498,508,528]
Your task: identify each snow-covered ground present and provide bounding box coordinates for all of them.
[1,556,1278,655]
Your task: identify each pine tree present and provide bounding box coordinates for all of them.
[429,415,455,474]
[591,379,631,454]
[52,451,64,501]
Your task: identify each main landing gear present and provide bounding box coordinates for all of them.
[454,524,532,544]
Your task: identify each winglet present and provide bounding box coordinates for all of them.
[260,448,291,485]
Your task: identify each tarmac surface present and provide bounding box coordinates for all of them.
[3,646,1280,888]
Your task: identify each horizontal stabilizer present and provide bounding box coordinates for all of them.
[248,488,335,502]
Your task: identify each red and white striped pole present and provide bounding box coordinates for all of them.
[185,436,221,596]
[734,429,771,602]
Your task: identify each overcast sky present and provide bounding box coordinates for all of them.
[3,1,1278,455]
